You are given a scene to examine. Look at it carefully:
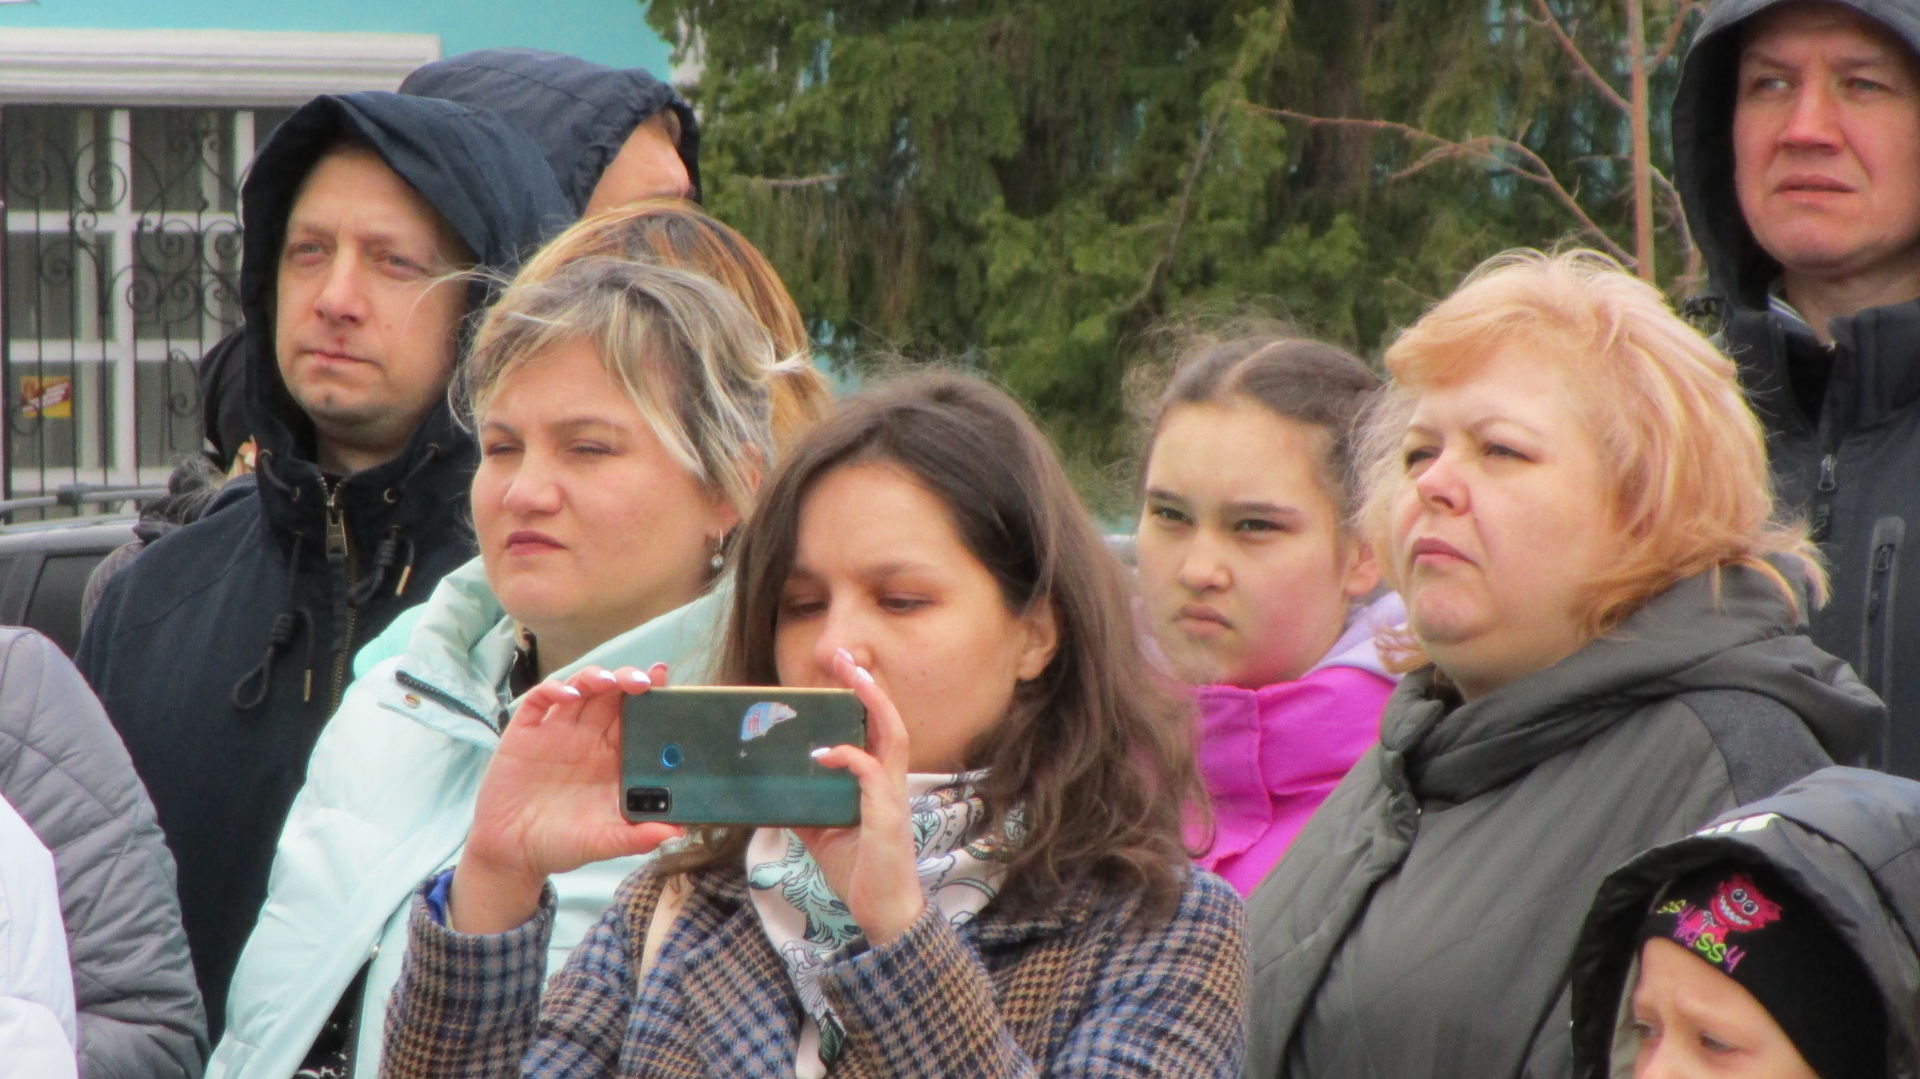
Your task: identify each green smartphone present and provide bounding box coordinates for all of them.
[619,686,866,827]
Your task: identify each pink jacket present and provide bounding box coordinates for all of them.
[1188,592,1402,895]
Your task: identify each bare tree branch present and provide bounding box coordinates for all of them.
[735,172,847,189]
[1123,10,1278,318]
[1123,113,1221,315]
[1648,164,1703,284]
[1650,0,1706,68]
[1247,104,1636,265]
[1526,0,1630,114]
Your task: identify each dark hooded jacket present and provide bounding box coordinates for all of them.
[195,51,700,468]
[1674,0,1920,774]
[1570,766,1920,1078]
[399,47,701,211]
[1242,563,1884,1078]
[75,92,568,1039]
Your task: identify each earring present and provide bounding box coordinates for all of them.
[709,536,725,572]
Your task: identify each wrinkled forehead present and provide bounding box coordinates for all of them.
[285,141,470,263]
[1739,0,1920,66]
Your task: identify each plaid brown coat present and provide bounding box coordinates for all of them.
[382,863,1246,1077]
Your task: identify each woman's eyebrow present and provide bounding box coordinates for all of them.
[1466,415,1546,440]
[1222,500,1303,519]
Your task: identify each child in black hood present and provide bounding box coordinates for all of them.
[1572,767,1920,1077]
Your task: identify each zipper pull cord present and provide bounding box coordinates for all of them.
[230,530,314,709]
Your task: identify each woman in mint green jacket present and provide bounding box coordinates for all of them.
[208,210,828,1079]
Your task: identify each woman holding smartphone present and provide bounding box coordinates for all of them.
[211,214,825,1079]
[383,372,1248,1078]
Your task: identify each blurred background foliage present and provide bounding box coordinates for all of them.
[644,0,1700,513]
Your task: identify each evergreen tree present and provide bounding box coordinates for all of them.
[647,0,1698,509]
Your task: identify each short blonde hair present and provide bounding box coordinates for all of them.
[1358,249,1819,668]
[513,199,830,455]
[460,257,773,520]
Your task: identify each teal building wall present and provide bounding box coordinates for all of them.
[0,0,675,75]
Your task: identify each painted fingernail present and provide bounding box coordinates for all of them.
[558,685,583,699]
[835,648,854,665]
[810,746,832,760]
[595,670,618,684]
[855,666,875,685]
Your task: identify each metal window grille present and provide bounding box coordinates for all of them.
[1,104,290,513]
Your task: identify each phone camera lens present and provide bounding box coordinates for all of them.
[625,786,670,815]
[660,744,683,769]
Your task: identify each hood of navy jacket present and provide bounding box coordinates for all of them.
[1675,0,1920,307]
[399,48,700,212]
[1571,766,1920,1077]
[235,92,569,533]
[1393,561,1885,805]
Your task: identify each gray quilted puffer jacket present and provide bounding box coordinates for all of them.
[0,628,205,1077]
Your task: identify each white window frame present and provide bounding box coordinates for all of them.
[0,28,439,106]
[0,28,439,495]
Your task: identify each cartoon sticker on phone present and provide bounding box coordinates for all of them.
[739,701,798,742]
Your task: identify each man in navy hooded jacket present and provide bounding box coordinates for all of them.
[76,91,568,1037]
[1674,0,1920,772]
[198,50,702,475]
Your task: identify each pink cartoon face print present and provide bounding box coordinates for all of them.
[1711,874,1785,934]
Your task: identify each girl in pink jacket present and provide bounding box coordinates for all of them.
[1134,327,1402,895]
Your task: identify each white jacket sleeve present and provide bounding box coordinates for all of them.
[0,791,78,1078]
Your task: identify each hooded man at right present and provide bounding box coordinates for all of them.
[1675,0,1920,773]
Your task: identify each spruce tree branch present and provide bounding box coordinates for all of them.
[1526,0,1631,114]
[1249,105,1635,265]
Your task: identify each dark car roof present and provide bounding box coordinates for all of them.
[0,515,137,657]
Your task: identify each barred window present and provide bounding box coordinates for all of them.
[2,104,290,504]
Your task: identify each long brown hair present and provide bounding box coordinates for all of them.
[663,371,1202,920]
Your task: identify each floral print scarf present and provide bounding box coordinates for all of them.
[745,771,1019,1077]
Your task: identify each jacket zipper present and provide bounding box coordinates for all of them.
[323,478,359,712]
[1860,515,1902,765]
[393,669,493,726]
[1810,453,1838,541]
[1809,341,1843,543]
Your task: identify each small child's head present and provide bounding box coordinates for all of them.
[1626,863,1885,1078]
[1133,327,1382,688]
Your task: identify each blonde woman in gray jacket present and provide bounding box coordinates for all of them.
[1244,250,1884,1078]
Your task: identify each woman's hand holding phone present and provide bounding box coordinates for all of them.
[792,649,928,946]
[452,663,684,934]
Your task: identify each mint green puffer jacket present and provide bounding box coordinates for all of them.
[207,557,727,1079]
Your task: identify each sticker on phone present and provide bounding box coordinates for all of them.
[739,701,799,742]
